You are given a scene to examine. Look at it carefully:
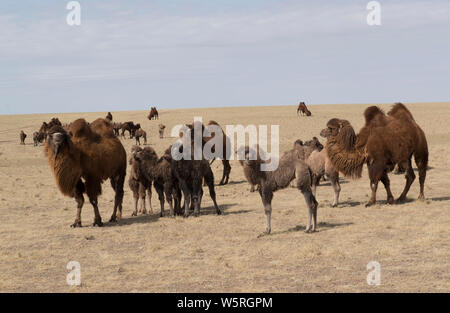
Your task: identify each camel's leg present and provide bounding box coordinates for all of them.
[366,161,384,207]
[163,182,174,216]
[154,182,165,217]
[173,185,182,215]
[397,158,415,203]
[178,180,191,218]
[258,186,273,236]
[72,180,85,227]
[299,182,318,233]
[139,183,147,214]
[193,188,203,217]
[380,171,394,204]
[219,160,231,185]
[147,186,153,214]
[205,169,221,215]
[131,183,139,216]
[85,179,103,226]
[415,154,428,200]
[110,173,125,222]
[329,172,341,207]
[311,174,320,198]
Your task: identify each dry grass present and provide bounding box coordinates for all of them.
[0,103,449,292]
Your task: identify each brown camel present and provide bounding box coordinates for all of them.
[134,128,147,145]
[182,120,232,185]
[147,107,159,120]
[19,131,27,145]
[129,146,153,215]
[45,118,127,227]
[158,124,166,139]
[322,103,428,207]
[297,102,312,116]
[106,112,113,121]
[120,121,140,139]
[238,145,318,235]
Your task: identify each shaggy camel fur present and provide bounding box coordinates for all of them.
[134,128,147,145]
[45,118,127,227]
[322,103,428,206]
[171,144,221,217]
[112,122,122,136]
[293,137,323,160]
[33,131,45,146]
[19,131,26,145]
[297,102,312,116]
[106,112,113,121]
[133,146,181,216]
[239,146,318,234]
[128,146,153,215]
[158,124,166,139]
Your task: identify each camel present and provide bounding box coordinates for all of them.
[147,107,159,120]
[239,145,318,235]
[132,146,181,216]
[129,146,153,216]
[183,120,232,185]
[120,122,140,139]
[19,131,27,145]
[134,128,147,145]
[158,124,166,139]
[322,103,428,207]
[106,112,113,121]
[45,118,127,227]
[297,102,312,116]
[171,143,221,217]
[33,131,45,146]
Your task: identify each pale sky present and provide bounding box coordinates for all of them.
[0,0,449,114]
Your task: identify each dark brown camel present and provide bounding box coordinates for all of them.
[297,102,312,116]
[19,131,27,145]
[322,103,428,207]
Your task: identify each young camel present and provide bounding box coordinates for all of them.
[239,146,318,235]
[132,146,181,216]
[129,146,153,216]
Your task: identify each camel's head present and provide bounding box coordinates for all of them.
[237,145,263,167]
[47,125,69,158]
[304,136,323,151]
[321,118,356,150]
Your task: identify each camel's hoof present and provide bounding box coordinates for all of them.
[418,194,425,201]
[396,196,406,203]
[331,203,338,208]
[93,220,103,227]
[257,231,270,238]
[365,202,375,207]
[216,210,222,215]
[131,211,137,217]
[305,229,317,233]
[387,197,395,205]
[109,216,117,223]
[71,221,82,228]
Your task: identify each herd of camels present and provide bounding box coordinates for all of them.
[22,102,428,235]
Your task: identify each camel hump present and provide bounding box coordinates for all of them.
[364,106,386,126]
[388,102,415,121]
[207,120,220,126]
[70,119,91,138]
[90,118,115,138]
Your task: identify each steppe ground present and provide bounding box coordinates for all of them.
[0,103,449,292]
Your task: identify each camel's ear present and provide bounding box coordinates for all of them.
[337,124,357,150]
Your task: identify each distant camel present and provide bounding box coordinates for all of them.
[120,121,140,139]
[322,103,428,206]
[106,112,113,121]
[134,128,147,145]
[147,107,159,120]
[297,102,312,116]
[158,124,166,139]
[45,118,127,227]
[19,131,27,145]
